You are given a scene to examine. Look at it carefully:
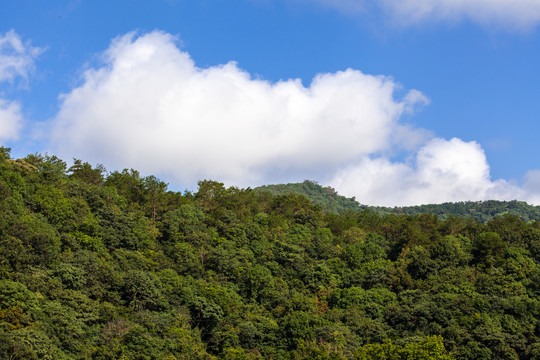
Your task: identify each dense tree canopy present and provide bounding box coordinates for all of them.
[1,148,539,359]
[257,180,540,222]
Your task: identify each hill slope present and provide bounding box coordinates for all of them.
[256,180,540,222]
[256,180,367,213]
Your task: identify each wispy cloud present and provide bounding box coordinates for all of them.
[383,0,540,29]
[306,0,369,13]
[304,0,540,30]
[0,30,42,142]
[0,30,43,84]
[47,31,540,205]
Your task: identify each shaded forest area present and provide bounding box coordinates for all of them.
[1,147,540,359]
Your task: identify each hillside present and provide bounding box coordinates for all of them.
[256,181,540,222]
[256,180,367,213]
[1,148,540,359]
[390,200,540,223]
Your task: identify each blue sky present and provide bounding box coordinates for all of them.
[1,0,540,205]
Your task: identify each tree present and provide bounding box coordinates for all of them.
[472,232,507,268]
[68,159,106,186]
[143,175,168,220]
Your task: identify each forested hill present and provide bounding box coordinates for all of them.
[256,181,540,222]
[389,200,540,223]
[256,181,368,214]
[2,147,540,359]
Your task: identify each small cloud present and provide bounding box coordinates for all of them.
[0,30,43,85]
[0,30,42,141]
[402,89,429,113]
[330,137,532,206]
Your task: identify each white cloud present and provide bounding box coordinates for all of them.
[49,31,426,186]
[330,137,533,206]
[0,30,42,84]
[48,31,540,206]
[0,99,23,141]
[305,0,540,29]
[383,0,540,29]
[522,170,540,205]
[0,30,42,142]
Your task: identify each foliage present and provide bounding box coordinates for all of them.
[256,180,366,213]
[0,152,539,359]
[256,180,540,223]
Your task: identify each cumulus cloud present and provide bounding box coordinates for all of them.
[305,0,540,29]
[331,137,533,206]
[0,30,42,84]
[0,99,23,141]
[48,31,540,206]
[49,31,427,186]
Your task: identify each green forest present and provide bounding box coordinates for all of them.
[257,180,540,222]
[1,147,540,359]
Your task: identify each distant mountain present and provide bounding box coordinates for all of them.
[255,180,540,222]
